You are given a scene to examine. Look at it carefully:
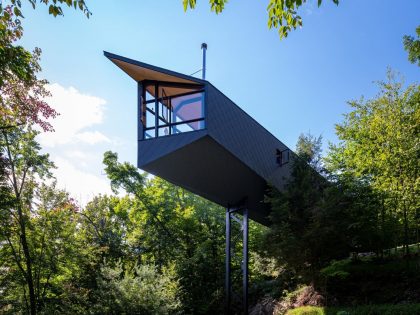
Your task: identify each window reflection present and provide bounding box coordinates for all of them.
[142,83,205,139]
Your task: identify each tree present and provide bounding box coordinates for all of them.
[102,151,245,313]
[0,126,97,315]
[403,25,420,67]
[327,72,420,255]
[265,134,335,277]
[183,0,339,38]
[94,261,180,315]
[0,0,90,86]
[264,132,384,282]
[79,195,133,262]
[0,47,57,131]
[0,123,101,315]
[0,0,90,129]
[0,5,80,310]
[0,126,54,315]
[1,0,90,21]
[0,176,95,314]
[0,7,34,88]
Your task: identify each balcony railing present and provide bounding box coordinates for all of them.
[142,83,205,139]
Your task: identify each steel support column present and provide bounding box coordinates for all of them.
[154,83,159,138]
[225,204,249,315]
[225,207,231,314]
[242,208,248,314]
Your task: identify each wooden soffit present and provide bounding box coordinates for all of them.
[105,51,204,86]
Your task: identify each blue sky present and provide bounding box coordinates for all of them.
[17,0,420,202]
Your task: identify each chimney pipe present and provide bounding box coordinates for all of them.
[201,43,207,80]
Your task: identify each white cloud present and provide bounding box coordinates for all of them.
[52,156,112,205]
[38,83,108,147]
[75,131,111,145]
[65,149,88,160]
[36,83,114,205]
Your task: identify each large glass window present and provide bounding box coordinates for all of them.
[142,82,205,139]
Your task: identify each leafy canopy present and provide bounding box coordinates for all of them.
[2,0,91,19]
[326,71,419,255]
[0,0,90,131]
[183,0,339,38]
[403,25,420,67]
[0,0,90,84]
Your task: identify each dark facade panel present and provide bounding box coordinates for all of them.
[141,135,270,225]
[138,129,208,167]
[206,84,293,191]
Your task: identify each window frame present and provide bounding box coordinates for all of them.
[141,81,206,139]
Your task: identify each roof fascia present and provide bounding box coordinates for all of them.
[104,51,206,85]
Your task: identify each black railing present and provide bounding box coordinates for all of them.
[142,83,205,139]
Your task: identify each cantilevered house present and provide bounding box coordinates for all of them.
[105,50,294,314]
[105,51,294,225]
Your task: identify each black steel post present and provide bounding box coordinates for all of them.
[137,82,143,142]
[243,208,249,314]
[225,207,231,315]
[169,97,172,135]
[154,83,159,138]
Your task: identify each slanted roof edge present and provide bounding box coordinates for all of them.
[206,82,294,154]
[104,51,206,85]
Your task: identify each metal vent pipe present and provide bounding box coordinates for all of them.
[201,43,207,80]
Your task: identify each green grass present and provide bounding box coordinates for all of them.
[285,306,325,315]
[285,304,420,315]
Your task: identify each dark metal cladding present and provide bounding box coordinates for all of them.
[140,135,269,225]
[205,84,294,192]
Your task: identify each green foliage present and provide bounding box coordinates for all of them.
[103,151,145,195]
[320,260,350,279]
[0,48,58,131]
[265,133,363,278]
[326,72,420,255]
[0,6,30,86]
[286,304,420,315]
[320,255,420,306]
[286,306,325,315]
[0,124,97,314]
[183,0,339,38]
[0,173,93,314]
[295,133,323,168]
[265,75,419,310]
[0,7,58,131]
[94,260,180,315]
[2,0,91,19]
[403,25,420,67]
[102,151,231,313]
[0,0,89,90]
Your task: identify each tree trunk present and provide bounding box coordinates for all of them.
[4,132,37,314]
[17,203,37,315]
[402,200,409,257]
[416,206,419,252]
[380,195,386,259]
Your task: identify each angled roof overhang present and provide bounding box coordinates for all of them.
[104,51,204,97]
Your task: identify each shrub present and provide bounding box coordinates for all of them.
[286,304,420,315]
[93,260,180,315]
[286,306,325,315]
